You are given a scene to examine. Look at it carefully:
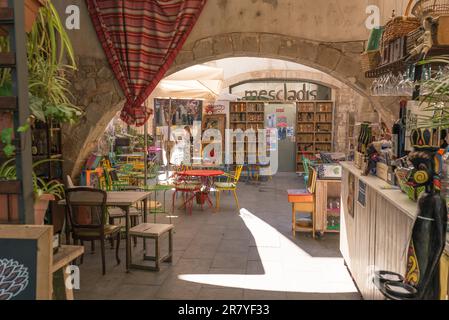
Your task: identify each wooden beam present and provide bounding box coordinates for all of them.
[10,0,34,224]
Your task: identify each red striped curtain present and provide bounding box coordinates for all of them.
[86,0,207,126]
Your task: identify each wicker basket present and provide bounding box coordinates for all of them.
[360,50,381,72]
[382,17,420,48]
[412,0,449,19]
[380,0,421,58]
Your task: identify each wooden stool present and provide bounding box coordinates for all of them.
[288,191,315,238]
[129,223,173,271]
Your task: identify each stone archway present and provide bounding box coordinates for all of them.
[63,32,396,178]
[168,32,396,123]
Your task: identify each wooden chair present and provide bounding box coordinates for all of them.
[214,165,243,212]
[65,188,121,275]
[288,166,317,238]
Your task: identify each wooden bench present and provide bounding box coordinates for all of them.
[129,223,173,271]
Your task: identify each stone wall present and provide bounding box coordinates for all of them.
[62,56,125,178]
[54,0,410,177]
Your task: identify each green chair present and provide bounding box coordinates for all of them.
[302,156,316,186]
[141,184,173,223]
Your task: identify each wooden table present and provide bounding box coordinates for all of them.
[52,245,84,300]
[59,191,152,272]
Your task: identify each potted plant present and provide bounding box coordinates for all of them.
[32,175,64,225]
[0,158,64,224]
[0,0,81,125]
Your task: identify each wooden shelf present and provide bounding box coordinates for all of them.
[0,180,21,194]
[0,96,17,110]
[229,102,266,165]
[296,101,334,172]
[0,8,14,23]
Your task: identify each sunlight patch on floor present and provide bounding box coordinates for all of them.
[178,208,358,293]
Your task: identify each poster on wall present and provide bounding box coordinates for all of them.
[204,102,227,115]
[154,99,203,126]
[277,115,288,141]
[347,173,355,218]
[267,114,276,129]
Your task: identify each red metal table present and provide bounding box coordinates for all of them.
[176,170,224,211]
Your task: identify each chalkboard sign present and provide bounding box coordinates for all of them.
[0,239,37,300]
[0,225,52,300]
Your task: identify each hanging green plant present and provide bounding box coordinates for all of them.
[0,0,82,124]
[27,0,82,124]
[415,55,449,129]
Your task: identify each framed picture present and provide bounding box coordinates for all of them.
[202,114,226,143]
[0,225,53,300]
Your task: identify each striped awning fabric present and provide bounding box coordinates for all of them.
[86,0,207,126]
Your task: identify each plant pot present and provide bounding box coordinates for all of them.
[0,0,46,33]
[195,192,207,205]
[34,193,54,225]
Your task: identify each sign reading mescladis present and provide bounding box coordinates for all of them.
[230,81,332,101]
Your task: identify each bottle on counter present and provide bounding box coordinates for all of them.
[392,100,407,158]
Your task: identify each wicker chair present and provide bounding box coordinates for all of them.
[65,188,121,275]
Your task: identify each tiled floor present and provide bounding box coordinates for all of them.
[74,173,361,300]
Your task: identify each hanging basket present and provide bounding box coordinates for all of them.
[360,50,381,72]
[382,0,421,47]
[412,0,449,19]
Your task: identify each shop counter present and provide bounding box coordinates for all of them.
[340,162,449,300]
[340,162,417,300]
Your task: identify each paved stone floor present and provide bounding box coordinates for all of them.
[74,173,361,300]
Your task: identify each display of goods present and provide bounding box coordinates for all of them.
[412,0,449,19]
[381,1,420,54]
[382,16,420,47]
[395,168,426,201]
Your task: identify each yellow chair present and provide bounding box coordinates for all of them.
[214,165,243,212]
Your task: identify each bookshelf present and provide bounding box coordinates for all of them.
[296,101,334,172]
[229,102,265,168]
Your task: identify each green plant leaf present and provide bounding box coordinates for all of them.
[3,144,15,157]
[17,123,30,133]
